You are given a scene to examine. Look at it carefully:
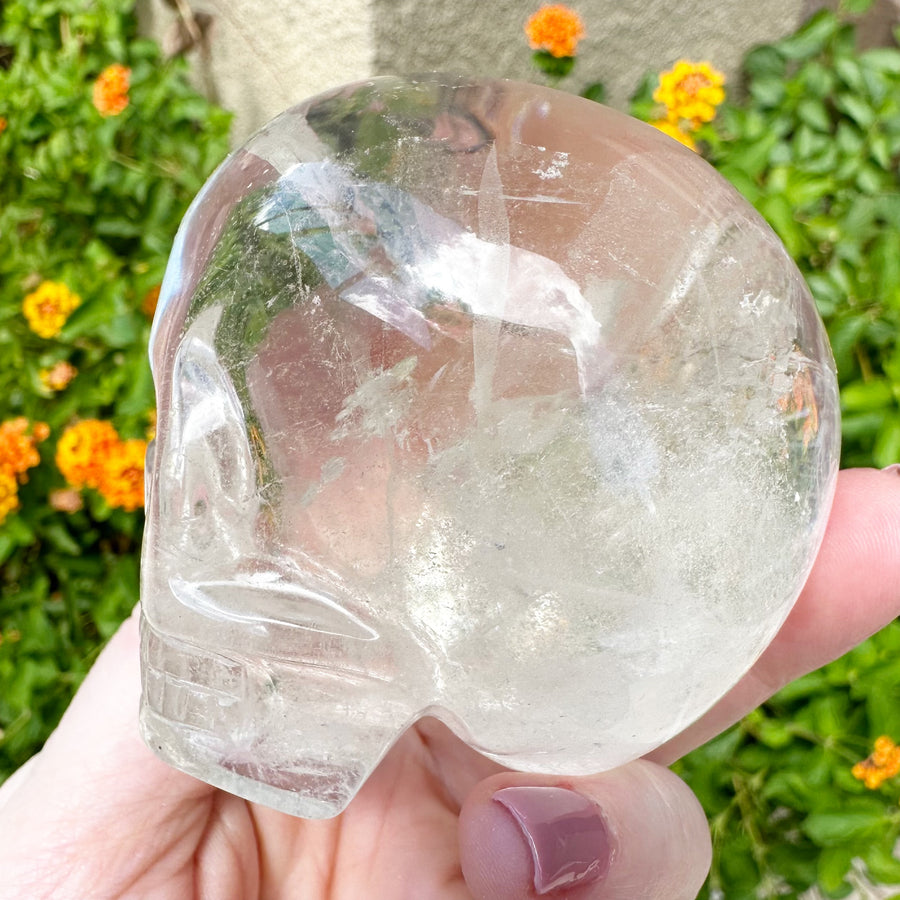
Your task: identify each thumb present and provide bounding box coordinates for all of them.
[459,760,710,900]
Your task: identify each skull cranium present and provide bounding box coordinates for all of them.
[139,75,839,818]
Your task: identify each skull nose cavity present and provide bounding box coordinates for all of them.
[139,616,414,818]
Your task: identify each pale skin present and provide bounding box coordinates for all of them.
[0,467,898,900]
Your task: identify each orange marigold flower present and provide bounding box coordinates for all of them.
[525,4,584,58]
[49,488,84,514]
[649,119,697,151]
[56,420,146,511]
[56,419,120,490]
[23,280,82,339]
[0,417,48,482]
[97,438,146,512]
[0,117,7,136]
[40,361,78,392]
[852,736,900,790]
[654,60,725,126]
[92,63,131,117]
[142,285,161,319]
[0,470,19,525]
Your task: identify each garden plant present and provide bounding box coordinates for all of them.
[2,0,900,897]
[0,0,230,781]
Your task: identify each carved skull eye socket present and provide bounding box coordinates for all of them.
[139,74,840,819]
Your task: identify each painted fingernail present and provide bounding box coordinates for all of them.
[493,786,612,894]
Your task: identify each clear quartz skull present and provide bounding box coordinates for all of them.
[139,74,840,819]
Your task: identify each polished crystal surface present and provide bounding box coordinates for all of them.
[139,74,840,818]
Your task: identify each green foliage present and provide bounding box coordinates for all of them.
[671,10,900,896]
[703,10,900,468]
[580,80,605,104]
[531,48,576,81]
[0,0,230,777]
[679,621,900,898]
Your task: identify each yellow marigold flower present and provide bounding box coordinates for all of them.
[649,119,697,151]
[852,736,900,790]
[525,4,585,58]
[0,417,48,482]
[142,285,161,319]
[22,280,82,339]
[98,438,146,512]
[92,63,131,117]
[40,361,78,392]
[56,419,120,490]
[654,60,725,126]
[0,470,19,525]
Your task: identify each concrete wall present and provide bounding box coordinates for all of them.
[372,0,809,114]
[137,0,375,141]
[138,0,897,144]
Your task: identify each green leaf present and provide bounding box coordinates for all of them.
[762,771,814,810]
[802,60,835,97]
[94,218,143,238]
[817,845,854,894]
[743,44,787,79]
[866,687,900,750]
[0,533,16,566]
[775,11,840,60]
[757,192,807,258]
[797,98,832,133]
[873,414,900,466]
[835,93,876,129]
[41,522,82,556]
[856,163,885,194]
[803,803,887,846]
[864,843,900,884]
[753,714,795,749]
[870,131,892,170]
[531,50,575,80]
[860,47,900,74]
[835,55,865,92]
[580,82,605,104]
[841,378,895,412]
[749,75,786,108]
[842,411,889,442]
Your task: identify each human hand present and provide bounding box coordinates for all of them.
[1,467,898,900]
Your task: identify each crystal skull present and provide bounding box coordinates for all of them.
[139,74,840,819]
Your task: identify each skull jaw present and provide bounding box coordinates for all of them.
[139,703,371,819]
[139,612,414,819]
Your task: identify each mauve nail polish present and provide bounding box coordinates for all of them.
[494,786,612,894]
